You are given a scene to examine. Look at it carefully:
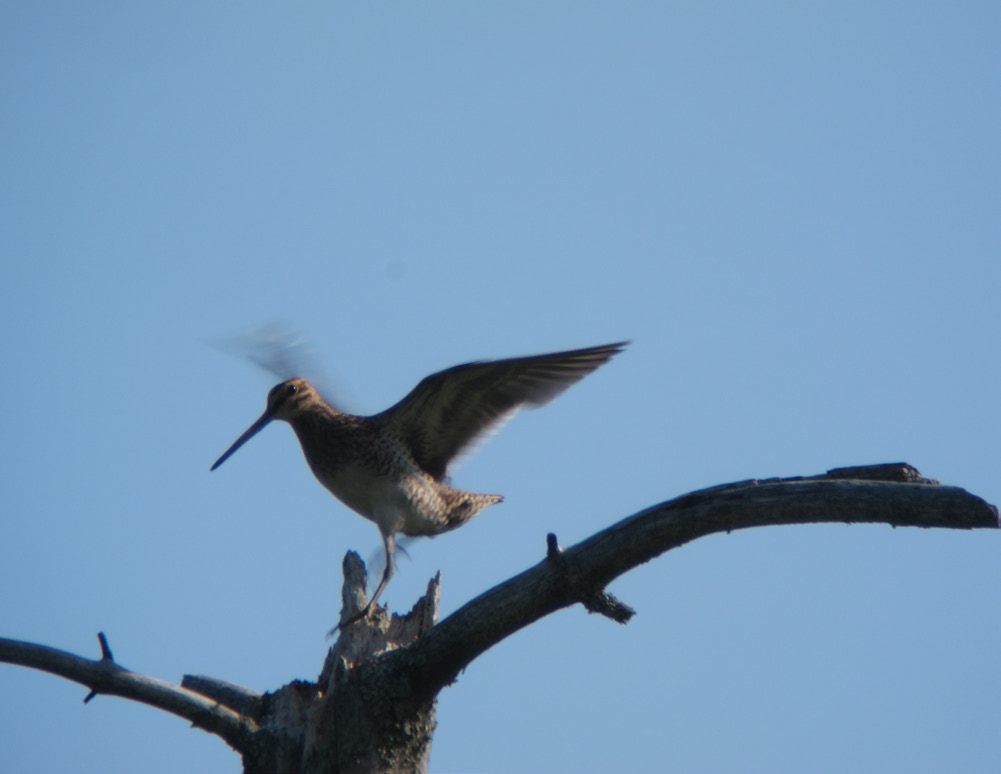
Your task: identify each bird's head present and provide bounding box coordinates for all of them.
[210,378,321,471]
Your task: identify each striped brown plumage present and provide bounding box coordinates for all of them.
[211,341,627,626]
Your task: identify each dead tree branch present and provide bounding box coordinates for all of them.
[0,633,259,752]
[0,463,996,774]
[391,463,998,701]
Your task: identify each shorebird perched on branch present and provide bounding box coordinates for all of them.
[211,342,627,626]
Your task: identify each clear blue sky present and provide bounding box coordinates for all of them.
[2,4,998,773]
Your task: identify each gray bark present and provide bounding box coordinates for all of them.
[1,463,996,773]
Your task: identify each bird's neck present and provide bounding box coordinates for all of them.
[285,402,362,471]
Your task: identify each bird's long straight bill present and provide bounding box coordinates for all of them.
[211,411,274,471]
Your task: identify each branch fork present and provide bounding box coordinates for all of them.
[1,463,995,773]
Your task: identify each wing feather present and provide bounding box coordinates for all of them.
[375,342,627,480]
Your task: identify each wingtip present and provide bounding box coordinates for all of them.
[589,340,630,354]
[578,340,630,362]
[559,340,630,358]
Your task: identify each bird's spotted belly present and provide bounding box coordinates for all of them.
[322,464,442,534]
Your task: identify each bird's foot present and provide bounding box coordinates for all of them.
[328,602,375,637]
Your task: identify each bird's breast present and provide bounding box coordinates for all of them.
[319,463,447,534]
[289,417,448,533]
[318,463,393,519]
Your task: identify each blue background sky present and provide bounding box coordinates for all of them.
[2,3,998,773]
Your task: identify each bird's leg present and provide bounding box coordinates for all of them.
[368,531,396,611]
[338,532,396,630]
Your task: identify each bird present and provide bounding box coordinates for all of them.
[211,341,627,626]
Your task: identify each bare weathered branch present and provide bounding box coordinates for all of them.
[0,634,259,751]
[544,532,635,623]
[1,463,995,774]
[181,675,263,717]
[395,464,998,700]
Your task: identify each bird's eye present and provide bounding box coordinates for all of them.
[286,384,298,396]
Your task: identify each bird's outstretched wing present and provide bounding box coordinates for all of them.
[375,342,627,480]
